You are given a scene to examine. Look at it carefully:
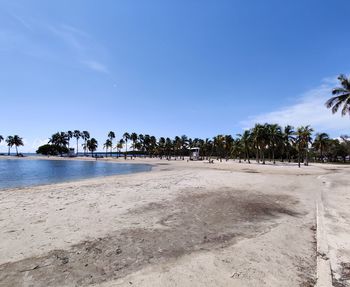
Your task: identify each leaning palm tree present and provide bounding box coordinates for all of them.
[123,132,130,159]
[73,130,81,156]
[326,74,350,116]
[0,135,3,143]
[12,135,24,156]
[5,136,14,155]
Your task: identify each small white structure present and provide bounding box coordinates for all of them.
[189,147,200,161]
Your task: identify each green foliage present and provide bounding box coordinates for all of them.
[36,144,69,156]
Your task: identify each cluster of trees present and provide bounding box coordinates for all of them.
[0,135,24,155]
[39,130,98,156]
[36,127,350,167]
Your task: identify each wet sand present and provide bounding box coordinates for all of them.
[0,157,349,286]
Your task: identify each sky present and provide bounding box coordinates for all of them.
[0,0,349,152]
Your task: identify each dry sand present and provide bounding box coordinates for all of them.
[0,157,349,286]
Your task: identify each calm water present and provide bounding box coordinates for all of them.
[0,159,151,190]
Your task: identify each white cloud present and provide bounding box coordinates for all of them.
[240,77,350,136]
[81,60,109,73]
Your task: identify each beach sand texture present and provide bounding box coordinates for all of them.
[0,158,349,286]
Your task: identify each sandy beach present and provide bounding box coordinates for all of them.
[0,157,349,286]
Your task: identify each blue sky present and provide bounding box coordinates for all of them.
[0,0,349,152]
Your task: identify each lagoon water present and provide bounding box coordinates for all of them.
[0,159,151,190]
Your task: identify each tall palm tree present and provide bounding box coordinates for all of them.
[12,135,24,156]
[67,131,73,148]
[326,74,350,116]
[87,138,98,156]
[73,130,81,156]
[130,133,138,159]
[103,139,112,157]
[6,136,14,155]
[313,132,330,162]
[82,131,90,156]
[123,132,130,159]
[108,131,115,157]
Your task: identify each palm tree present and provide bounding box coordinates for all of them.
[180,135,188,160]
[108,131,115,157]
[282,125,295,162]
[232,138,244,163]
[268,124,282,164]
[6,136,14,155]
[123,132,130,159]
[82,131,90,156]
[116,138,125,158]
[103,139,112,157]
[213,135,225,161]
[73,130,81,156]
[130,133,138,159]
[237,130,251,163]
[87,138,98,156]
[0,135,3,153]
[295,125,314,167]
[326,74,350,116]
[12,135,24,156]
[313,133,330,162]
[252,124,268,164]
[67,131,73,148]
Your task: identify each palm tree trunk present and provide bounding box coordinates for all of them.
[76,139,79,156]
[16,145,18,156]
[261,148,265,164]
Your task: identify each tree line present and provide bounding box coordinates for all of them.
[40,126,350,167]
